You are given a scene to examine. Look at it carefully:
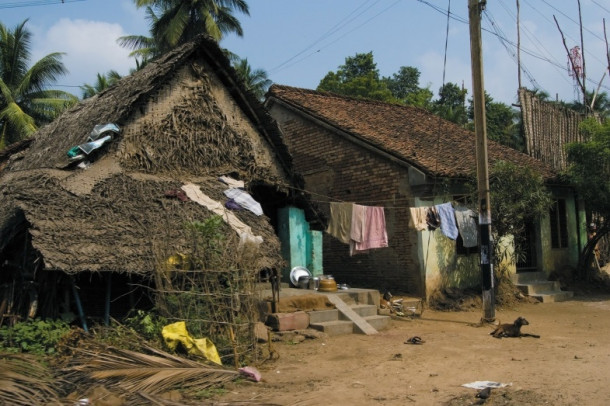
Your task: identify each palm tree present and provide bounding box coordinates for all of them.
[81,70,122,99]
[233,58,271,101]
[0,20,77,149]
[117,6,163,63]
[133,0,249,52]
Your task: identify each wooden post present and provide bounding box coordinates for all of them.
[468,0,495,322]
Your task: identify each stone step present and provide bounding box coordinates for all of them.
[510,271,573,303]
[516,280,561,295]
[529,290,574,303]
[326,294,378,335]
[308,304,378,324]
[317,288,380,306]
[309,320,354,336]
[510,271,547,284]
[308,309,340,324]
[339,304,378,319]
[310,315,390,336]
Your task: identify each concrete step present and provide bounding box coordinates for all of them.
[308,309,340,324]
[516,280,561,295]
[309,315,391,336]
[529,290,574,303]
[317,288,380,306]
[511,271,547,284]
[338,304,378,319]
[511,271,573,303]
[365,314,391,331]
[307,304,378,324]
[309,320,354,336]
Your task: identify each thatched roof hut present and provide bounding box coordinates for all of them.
[0,35,314,321]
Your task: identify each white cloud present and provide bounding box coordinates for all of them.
[32,18,136,91]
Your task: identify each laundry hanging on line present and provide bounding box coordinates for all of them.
[409,202,475,244]
[454,206,478,247]
[327,202,389,256]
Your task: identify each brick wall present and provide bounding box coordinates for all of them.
[270,106,423,295]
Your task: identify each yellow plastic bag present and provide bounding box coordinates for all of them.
[162,321,222,365]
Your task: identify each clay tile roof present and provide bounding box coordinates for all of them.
[267,85,556,180]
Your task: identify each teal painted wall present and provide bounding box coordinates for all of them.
[539,188,585,276]
[277,206,323,283]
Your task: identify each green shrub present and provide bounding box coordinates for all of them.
[0,318,71,355]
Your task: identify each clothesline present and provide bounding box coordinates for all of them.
[286,184,471,208]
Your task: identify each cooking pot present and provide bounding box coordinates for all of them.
[318,276,337,292]
[297,275,310,289]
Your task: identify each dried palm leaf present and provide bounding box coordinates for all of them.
[64,343,239,396]
[0,354,62,405]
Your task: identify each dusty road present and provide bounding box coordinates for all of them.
[219,294,610,405]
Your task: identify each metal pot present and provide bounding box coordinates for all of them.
[308,277,320,290]
[297,275,310,289]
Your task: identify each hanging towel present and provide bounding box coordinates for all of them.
[327,202,353,244]
[351,206,388,255]
[454,206,478,248]
[350,204,367,243]
[349,204,368,256]
[223,188,263,216]
[409,207,428,231]
[435,203,459,240]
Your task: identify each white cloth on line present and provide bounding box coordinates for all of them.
[181,183,262,245]
[224,188,263,216]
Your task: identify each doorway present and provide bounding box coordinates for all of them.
[516,221,538,272]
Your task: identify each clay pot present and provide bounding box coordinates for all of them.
[318,278,337,292]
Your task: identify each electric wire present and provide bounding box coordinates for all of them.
[269,0,401,75]
[267,0,377,74]
[0,0,85,8]
[494,0,572,92]
[419,0,610,96]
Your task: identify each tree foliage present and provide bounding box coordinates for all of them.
[232,57,272,101]
[316,51,439,108]
[132,0,249,52]
[433,82,468,125]
[566,118,610,219]
[317,52,395,102]
[468,160,552,265]
[0,20,77,149]
[468,91,523,150]
[81,70,122,99]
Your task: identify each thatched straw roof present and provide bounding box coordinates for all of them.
[0,35,304,274]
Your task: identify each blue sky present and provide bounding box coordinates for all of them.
[2,0,610,105]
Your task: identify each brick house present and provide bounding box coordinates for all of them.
[266,85,587,299]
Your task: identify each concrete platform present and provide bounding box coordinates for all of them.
[257,284,391,336]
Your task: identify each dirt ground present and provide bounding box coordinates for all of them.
[218,290,610,406]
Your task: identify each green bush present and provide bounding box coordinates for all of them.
[0,318,71,355]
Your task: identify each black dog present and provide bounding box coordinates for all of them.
[490,316,537,338]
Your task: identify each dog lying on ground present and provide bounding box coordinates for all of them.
[490,316,539,338]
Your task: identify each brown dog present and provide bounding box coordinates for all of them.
[490,316,533,338]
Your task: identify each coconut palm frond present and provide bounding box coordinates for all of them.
[64,342,239,396]
[0,354,62,406]
[91,366,238,393]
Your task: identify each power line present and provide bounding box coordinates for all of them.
[0,0,85,9]
[269,0,401,75]
[268,0,376,74]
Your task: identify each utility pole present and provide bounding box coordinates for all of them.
[468,0,495,322]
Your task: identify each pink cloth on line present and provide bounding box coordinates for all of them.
[351,206,388,255]
[350,204,367,243]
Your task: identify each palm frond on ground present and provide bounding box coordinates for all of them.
[0,354,62,405]
[63,341,240,396]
